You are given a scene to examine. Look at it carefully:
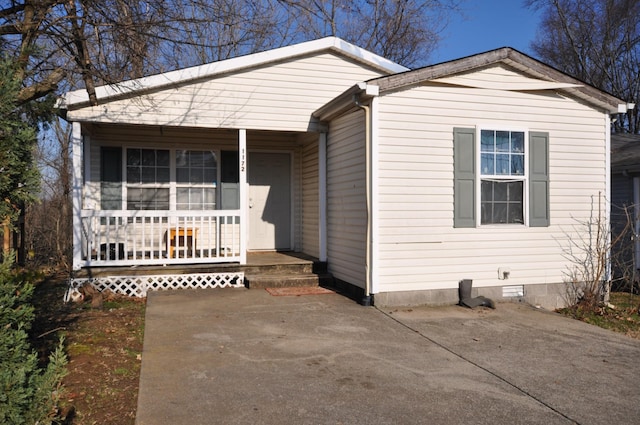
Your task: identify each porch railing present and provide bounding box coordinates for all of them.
[79,210,241,267]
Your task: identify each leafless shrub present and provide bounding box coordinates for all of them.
[561,192,632,309]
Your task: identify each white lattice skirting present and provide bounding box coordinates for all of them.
[68,272,245,298]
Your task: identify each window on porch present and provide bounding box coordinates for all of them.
[100,147,238,211]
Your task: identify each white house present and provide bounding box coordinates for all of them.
[58,37,631,309]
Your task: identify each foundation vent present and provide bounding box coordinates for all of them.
[502,285,524,298]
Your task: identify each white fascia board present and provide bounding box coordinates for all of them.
[61,37,408,108]
[618,103,635,113]
[333,38,409,74]
[356,81,380,96]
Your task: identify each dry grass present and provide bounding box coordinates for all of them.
[558,292,640,340]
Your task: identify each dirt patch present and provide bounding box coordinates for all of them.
[32,275,145,425]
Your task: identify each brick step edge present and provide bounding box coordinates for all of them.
[245,273,334,289]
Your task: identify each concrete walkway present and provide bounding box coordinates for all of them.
[136,288,640,425]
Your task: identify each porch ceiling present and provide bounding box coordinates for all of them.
[82,122,310,141]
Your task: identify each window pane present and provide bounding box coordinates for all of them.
[481,180,524,224]
[141,167,155,183]
[203,167,216,183]
[496,131,510,152]
[191,188,203,205]
[495,154,510,175]
[157,150,170,166]
[481,130,527,177]
[493,203,507,223]
[511,154,524,175]
[176,150,188,167]
[493,180,508,200]
[481,130,494,152]
[511,132,525,152]
[481,180,493,200]
[481,153,494,175]
[202,151,216,167]
[127,166,140,183]
[126,188,141,210]
[509,181,523,201]
[508,206,524,224]
[141,188,155,203]
[156,166,170,183]
[127,149,140,166]
[203,188,216,204]
[142,149,155,166]
[155,188,169,209]
[176,168,189,183]
[190,168,204,184]
[188,151,201,166]
[177,188,189,204]
[127,187,170,210]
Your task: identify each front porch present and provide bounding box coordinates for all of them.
[70,251,333,297]
[70,123,328,271]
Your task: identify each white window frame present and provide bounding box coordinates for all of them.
[476,127,529,226]
[124,147,171,211]
[175,149,218,211]
[119,146,222,211]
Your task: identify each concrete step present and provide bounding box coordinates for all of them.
[245,273,334,289]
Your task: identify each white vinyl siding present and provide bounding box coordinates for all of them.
[374,65,608,293]
[66,53,386,132]
[301,133,320,258]
[327,110,367,288]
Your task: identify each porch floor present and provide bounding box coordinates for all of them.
[70,251,333,298]
[72,251,326,279]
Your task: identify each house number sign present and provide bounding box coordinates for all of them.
[241,148,246,172]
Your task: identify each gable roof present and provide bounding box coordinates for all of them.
[315,47,628,120]
[60,37,409,109]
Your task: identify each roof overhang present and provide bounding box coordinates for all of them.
[371,47,628,114]
[59,37,408,111]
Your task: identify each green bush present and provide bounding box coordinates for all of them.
[0,253,67,424]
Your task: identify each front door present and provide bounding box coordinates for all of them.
[248,152,291,250]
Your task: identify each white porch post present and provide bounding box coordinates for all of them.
[319,132,327,262]
[71,122,84,270]
[239,129,248,264]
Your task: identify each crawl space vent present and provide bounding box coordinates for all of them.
[502,285,524,298]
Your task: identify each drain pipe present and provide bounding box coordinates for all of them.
[355,89,374,306]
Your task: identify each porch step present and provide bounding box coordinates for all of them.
[244,272,334,289]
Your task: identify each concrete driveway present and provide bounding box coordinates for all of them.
[136,288,640,425]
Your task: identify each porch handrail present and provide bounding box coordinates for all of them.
[79,209,241,267]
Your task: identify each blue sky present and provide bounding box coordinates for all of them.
[431,1,543,64]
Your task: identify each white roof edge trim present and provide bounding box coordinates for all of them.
[62,37,408,107]
[332,38,409,74]
[618,103,635,113]
[356,81,379,96]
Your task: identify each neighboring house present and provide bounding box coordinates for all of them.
[58,37,631,309]
[610,133,640,288]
